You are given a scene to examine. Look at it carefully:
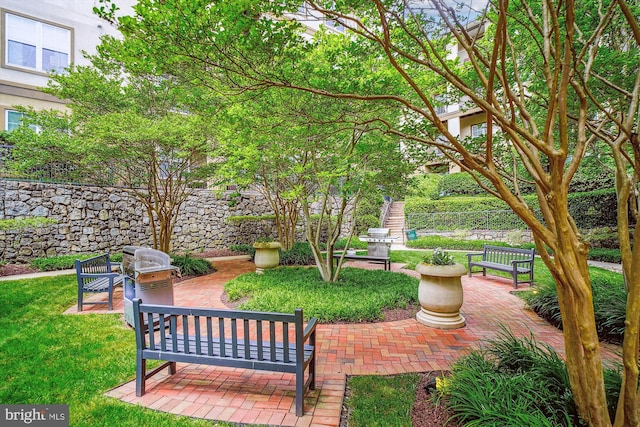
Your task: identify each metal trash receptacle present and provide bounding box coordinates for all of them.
[123,246,177,327]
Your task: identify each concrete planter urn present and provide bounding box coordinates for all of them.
[253,241,281,273]
[415,261,467,330]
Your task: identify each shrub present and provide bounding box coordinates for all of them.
[0,217,57,230]
[520,270,627,344]
[279,242,315,266]
[406,188,619,230]
[406,235,534,251]
[406,173,442,199]
[170,252,215,276]
[437,172,488,197]
[229,244,255,258]
[30,252,122,271]
[588,248,622,263]
[440,329,621,426]
[334,237,368,250]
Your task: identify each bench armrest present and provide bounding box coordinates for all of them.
[466,252,484,260]
[303,317,318,342]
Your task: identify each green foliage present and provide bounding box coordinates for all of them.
[405,195,512,215]
[440,329,621,426]
[226,214,276,223]
[335,237,368,250]
[520,269,627,344]
[567,189,619,229]
[0,217,57,230]
[345,374,418,427]
[422,247,455,266]
[406,173,442,199]
[406,235,535,251]
[437,172,488,197]
[224,267,418,323]
[588,248,622,263]
[170,252,215,276]
[583,228,627,249]
[229,244,255,257]
[30,252,122,271]
[406,189,619,230]
[354,194,385,235]
[279,242,315,266]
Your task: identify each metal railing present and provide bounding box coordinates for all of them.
[406,210,531,232]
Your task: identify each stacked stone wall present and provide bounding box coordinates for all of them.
[0,181,275,262]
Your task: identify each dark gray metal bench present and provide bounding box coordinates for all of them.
[466,244,535,289]
[132,298,318,416]
[75,253,124,311]
[332,253,391,271]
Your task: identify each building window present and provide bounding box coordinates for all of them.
[4,11,71,74]
[5,110,37,132]
[471,122,487,138]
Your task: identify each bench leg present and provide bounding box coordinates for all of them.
[108,286,113,311]
[512,265,519,289]
[482,268,486,277]
[296,366,304,416]
[136,356,146,396]
[77,292,83,312]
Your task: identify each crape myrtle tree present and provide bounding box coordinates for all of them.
[96,0,639,424]
[7,43,217,254]
[215,88,415,281]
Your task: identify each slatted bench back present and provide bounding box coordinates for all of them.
[134,300,306,369]
[482,245,535,264]
[78,253,111,275]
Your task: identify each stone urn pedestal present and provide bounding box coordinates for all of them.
[253,241,281,274]
[415,262,466,329]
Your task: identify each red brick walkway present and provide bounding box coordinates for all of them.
[75,259,621,427]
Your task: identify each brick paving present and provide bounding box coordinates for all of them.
[67,258,622,427]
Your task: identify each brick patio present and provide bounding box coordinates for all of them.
[69,258,621,427]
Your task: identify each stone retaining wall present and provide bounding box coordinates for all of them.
[0,180,276,262]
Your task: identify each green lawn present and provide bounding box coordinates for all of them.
[0,274,229,427]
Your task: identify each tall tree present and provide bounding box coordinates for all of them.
[215,88,414,281]
[8,45,217,253]
[97,0,639,423]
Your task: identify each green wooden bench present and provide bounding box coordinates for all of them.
[466,244,535,289]
[133,298,318,416]
[75,253,124,311]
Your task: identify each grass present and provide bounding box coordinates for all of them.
[0,274,230,427]
[344,374,419,427]
[224,266,418,322]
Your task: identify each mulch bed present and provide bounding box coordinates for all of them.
[0,264,39,277]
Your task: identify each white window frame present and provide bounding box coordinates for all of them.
[5,109,37,132]
[2,10,73,75]
[471,122,487,138]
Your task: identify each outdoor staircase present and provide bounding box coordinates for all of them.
[384,201,406,241]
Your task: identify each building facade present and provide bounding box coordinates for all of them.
[0,0,135,131]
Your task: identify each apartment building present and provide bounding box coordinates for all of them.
[0,0,135,131]
[434,20,489,173]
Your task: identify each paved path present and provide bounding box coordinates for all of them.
[72,258,620,427]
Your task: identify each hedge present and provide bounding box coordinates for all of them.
[405,188,620,230]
